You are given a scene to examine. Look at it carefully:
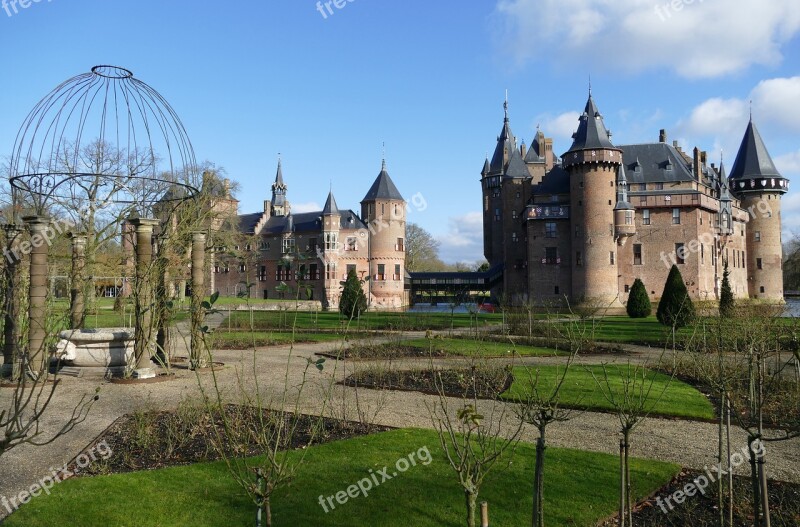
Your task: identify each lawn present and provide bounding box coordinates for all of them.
[207,330,345,349]
[222,310,503,332]
[5,428,678,527]
[502,364,715,420]
[403,337,563,357]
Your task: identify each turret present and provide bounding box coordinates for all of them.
[321,190,341,307]
[270,159,290,217]
[563,92,623,307]
[613,164,635,244]
[728,119,788,301]
[361,160,406,308]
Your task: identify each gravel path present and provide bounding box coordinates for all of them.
[0,322,798,522]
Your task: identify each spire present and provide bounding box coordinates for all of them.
[567,93,615,153]
[718,160,732,202]
[273,158,286,190]
[322,190,339,215]
[490,96,517,173]
[481,156,490,176]
[614,164,634,210]
[271,158,289,216]
[362,159,404,202]
[728,119,786,194]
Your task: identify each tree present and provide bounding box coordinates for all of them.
[656,265,695,328]
[339,269,367,319]
[719,260,735,318]
[626,278,651,318]
[405,222,444,271]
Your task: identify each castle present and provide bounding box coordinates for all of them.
[481,93,788,308]
[212,160,408,309]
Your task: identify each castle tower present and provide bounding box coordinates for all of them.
[563,93,623,308]
[321,190,342,308]
[270,159,290,217]
[361,160,406,309]
[613,164,635,245]
[728,119,789,301]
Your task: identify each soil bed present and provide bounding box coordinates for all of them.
[72,405,392,476]
[599,469,800,526]
[343,367,512,398]
[318,344,447,361]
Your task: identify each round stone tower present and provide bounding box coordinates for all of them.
[563,94,623,309]
[728,119,789,302]
[361,160,406,309]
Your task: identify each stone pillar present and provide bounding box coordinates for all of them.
[155,235,170,364]
[23,216,50,375]
[69,233,88,329]
[190,232,207,369]
[129,218,160,379]
[2,224,22,378]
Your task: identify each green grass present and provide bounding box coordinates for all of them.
[541,316,692,346]
[5,428,678,527]
[404,337,563,357]
[503,365,715,420]
[223,310,503,331]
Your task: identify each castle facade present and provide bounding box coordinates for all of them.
[482,93,788,308]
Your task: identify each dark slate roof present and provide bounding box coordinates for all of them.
[261,210,367,235]
[728,120,783,182]
[322,191,339,214]
[362,161,404,201]
[481,157,490,176]
[489,102,516,173]
[239,212,266,234]
[718,161,732,202]
[504,148,529,178]
[533,165,570,194]
[614,164,634,210]
[617,143,694,184]
[524,130,546,163]
[273,160,286,188]
[567,95,615,152]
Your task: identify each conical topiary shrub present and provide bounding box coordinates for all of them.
[626,278,651,318]
[656,265,695,328]
[719,261,735,318]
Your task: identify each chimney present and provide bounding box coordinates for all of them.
[223,178,231,197]
[659,129,667,143]
[520,142,527,159]
[700,151,707,168]
[693,147,701,179]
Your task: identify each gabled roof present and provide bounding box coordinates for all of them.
[322,191,339,215]
[532,165,569,195]
[524,130,546,163]
[567,95,615,152]
[504,148,529,179]
[362,160,404,202]
[728,120,783,182]
[238,212,267,234]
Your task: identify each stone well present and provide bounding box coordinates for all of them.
[55,328,136,377]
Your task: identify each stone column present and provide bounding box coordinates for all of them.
[2,224,22,378]
[155,235,170,364]
[129,218,160,379]
[23,216,50,375]
[68,233,87,329]
[190,232,207,369]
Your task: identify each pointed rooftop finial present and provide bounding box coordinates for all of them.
[504,89,509,122]
[588,74,592,97]
[749,100,753,121]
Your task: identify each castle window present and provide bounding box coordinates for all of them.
[610,251,615,265]
[579,181,583,188]
[701,244,704,264]
[260,241,269,251]
[551,195,559,202]
[656,183,664,190]
[545,247,558,264]
[633,244,642,265]
[675,243,685,264]
[396,238,404,251]
[639,196,647,205]
[376,264,386,281]
[757,258,763,270]
[346,237,358,251]
[394,264,401,280]
[214,265,220,274]
[575,226,581,238]
[308,238,317,253]
[516,191,520,198]
[639,183,646,191]
[760,286,765,293]
[554,286,560,295]
[484,197,489,211]
[625,210,633,225]
[282,238,296,254]
[576,251,582,266]
[545,222,557,238]
[259,265,267,281]
[512,210,518,219]
[325,233,338,250]
[310,264,319,280]
[239,264,246,272]
[245,244,251,252]
[495,208,501,221]
[624,284,630,293]
[755,231,761,242]
[326,262,337,280]
[346,264,356,277]
[672,208,680,225]
[512,232,518,243]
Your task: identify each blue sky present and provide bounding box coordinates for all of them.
[1,0,799,262]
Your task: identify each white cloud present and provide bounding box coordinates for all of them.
[492,0,800,78]
[533,111,580,142]
[775,150,800,176]
[291,201,322,213]
[436,211,484,263]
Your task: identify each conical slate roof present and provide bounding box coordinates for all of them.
[489,100,516,173]
[614,164,634,210]
[504,148,529,179]
[567,94,615,152]
[273,159,286,189]
[728,120,782,182]
[362,160,404,202]
[322,191,339,214]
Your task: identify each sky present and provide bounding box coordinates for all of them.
[0,0,799,263]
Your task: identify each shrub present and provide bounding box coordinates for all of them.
[656,265,695,328]
[626,278,651,318]
[719,261,735,318]
[339,269,367,319]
